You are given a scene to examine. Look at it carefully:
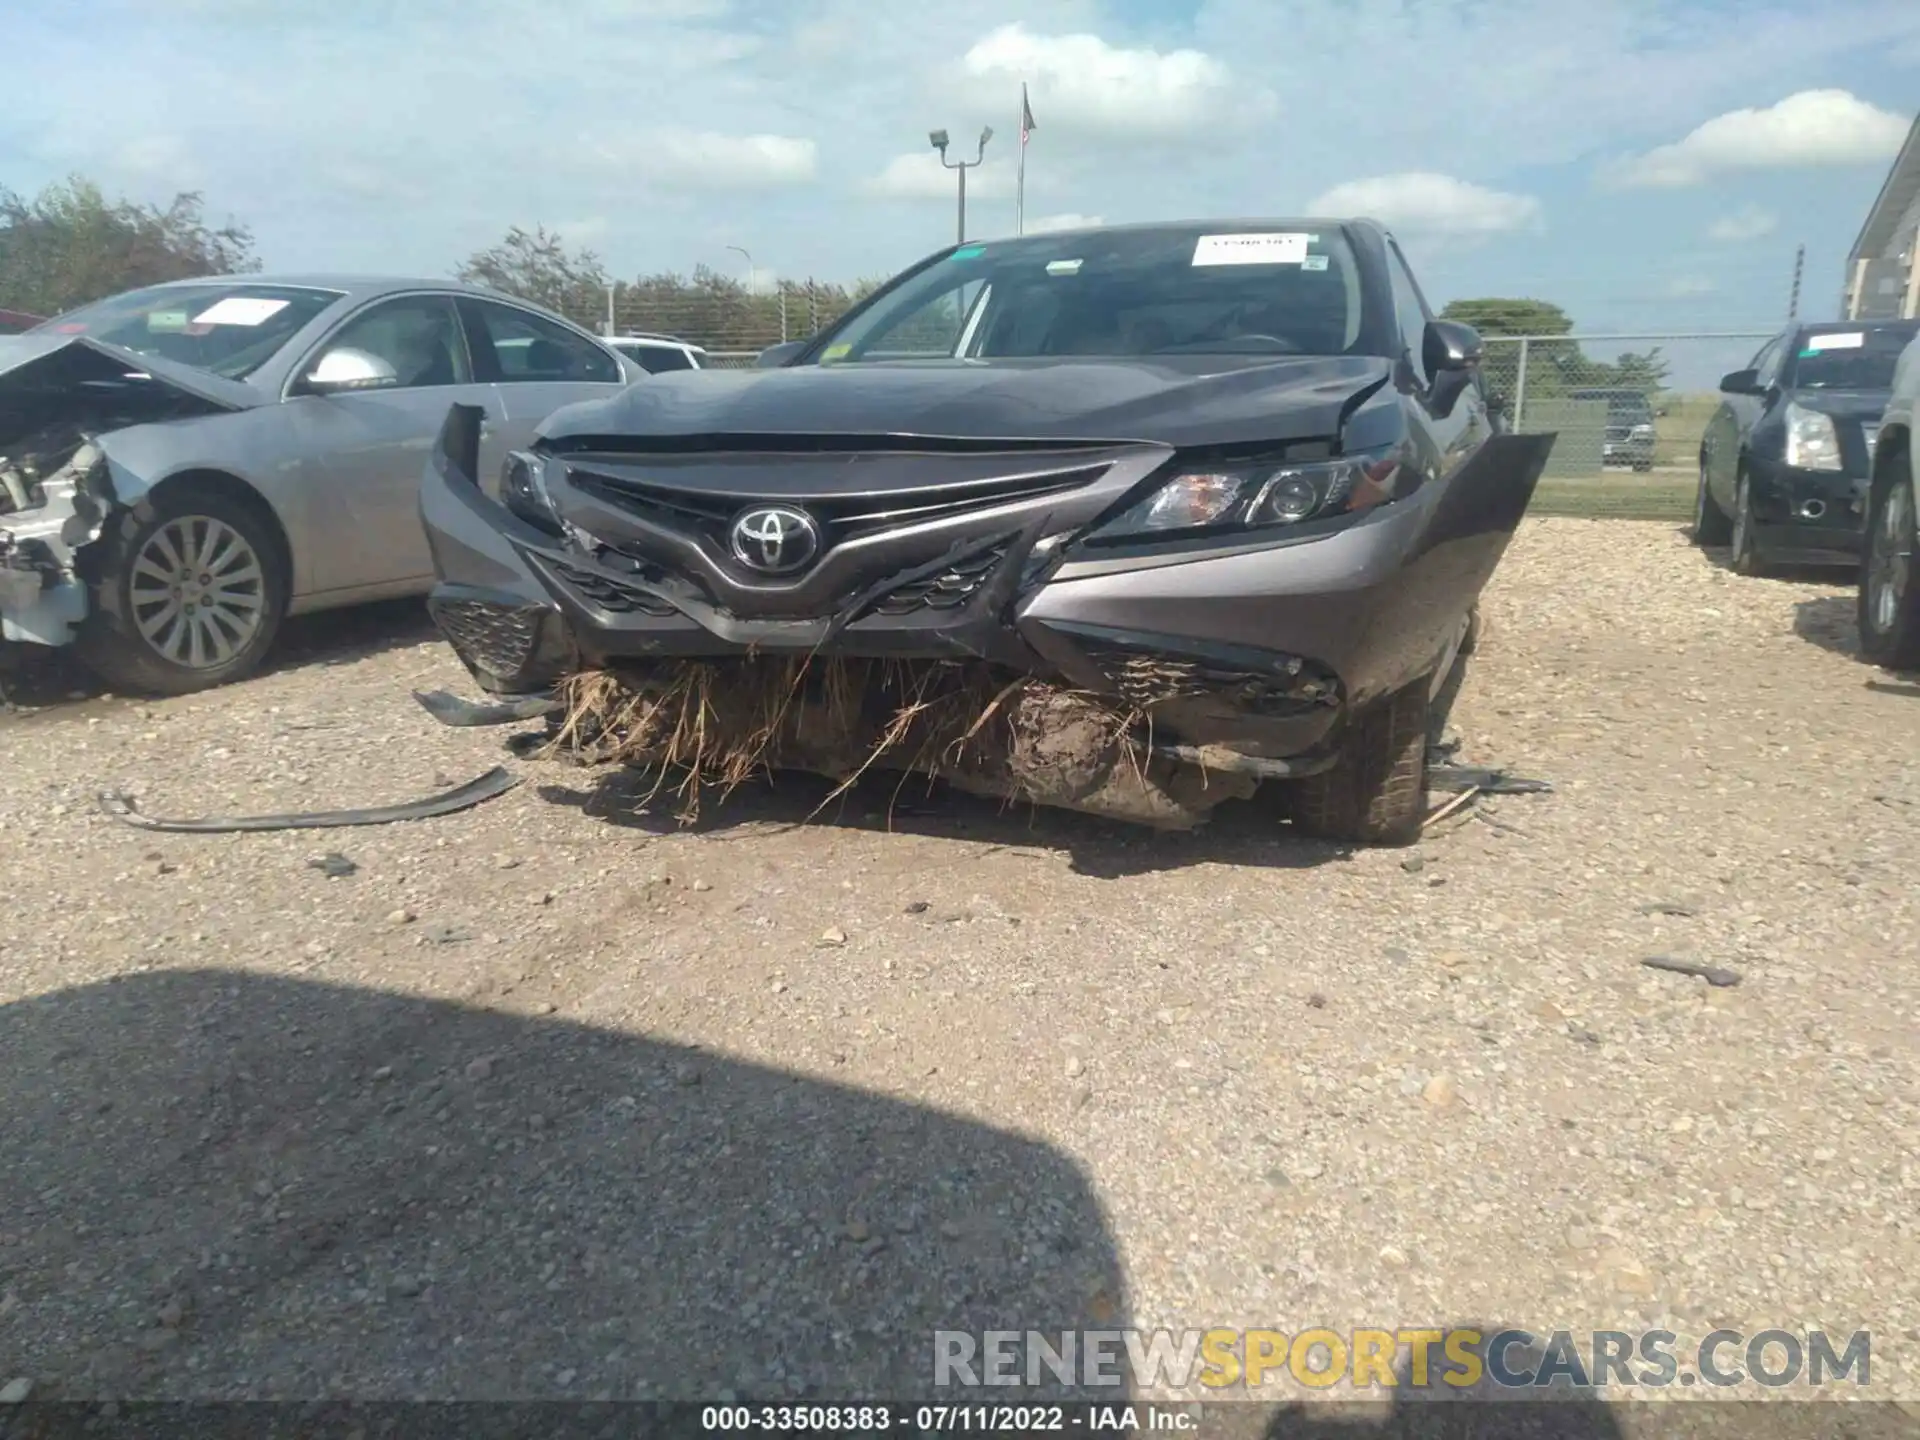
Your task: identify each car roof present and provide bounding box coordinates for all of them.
[612,333,705,349]
[129,274,564,307]
[1799,319,1920,335]
[970,216,1376,245]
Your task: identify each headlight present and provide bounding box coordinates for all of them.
[501,450,564,534]
[1086,446,1413,544]
[1784,403,1842,472]
[1630,423,1654,439]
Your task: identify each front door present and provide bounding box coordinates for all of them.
[285,293,505,595]
[456,297,629,455]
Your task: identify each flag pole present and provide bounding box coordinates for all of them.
[1016,83,1028,236]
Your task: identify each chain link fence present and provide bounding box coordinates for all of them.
[554,280,863,366]
[1479,331,1775,482]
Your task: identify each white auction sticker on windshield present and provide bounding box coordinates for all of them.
[191,296,290,326]
[1805,331,1864,351]
[1192,232,1310,266]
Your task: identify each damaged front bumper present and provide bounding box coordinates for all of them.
[0,439,113,647]
[419,405,1543,825]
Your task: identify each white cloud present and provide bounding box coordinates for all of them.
[1705,205,1779,243]
[864,151,1017,201]
[1306,173,1543,239]
[1025,213,1104,233]
[958,23,1255,138]
[1606,89,1912,188]
[594,130,818,189]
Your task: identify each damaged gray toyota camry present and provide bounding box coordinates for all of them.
[420,219,1555,844]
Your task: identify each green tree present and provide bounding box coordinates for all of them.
[0,176,258,317]
[457,225,611,316]
[1437,297,1574,338]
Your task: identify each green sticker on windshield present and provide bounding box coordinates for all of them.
[147,310,190,332]
[821,342,851,362]
[951,245,986,259]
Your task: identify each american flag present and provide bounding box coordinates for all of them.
[1020,83,1035,147]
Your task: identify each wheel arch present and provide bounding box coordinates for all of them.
[142,467,298,598]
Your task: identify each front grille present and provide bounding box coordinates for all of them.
[869,545,1008,616]
[568,466,1105,549]
[429,599,543,677]
[1076,638,1340,716]
[544,557,680,618]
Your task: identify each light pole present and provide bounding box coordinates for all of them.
[930,126,992,245]
[726,244,754,294]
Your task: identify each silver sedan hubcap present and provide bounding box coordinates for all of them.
[129,516,267,669]
[1869,486,1912,634]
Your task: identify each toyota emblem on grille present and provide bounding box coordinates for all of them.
[729,505,821,575]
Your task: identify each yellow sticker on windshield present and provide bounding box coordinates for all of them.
[821,342,851,362]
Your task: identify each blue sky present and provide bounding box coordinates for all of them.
[2,0,1916,381]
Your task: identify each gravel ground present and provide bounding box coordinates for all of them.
[3,517,1919,1431]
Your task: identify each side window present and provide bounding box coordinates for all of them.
[1385,243,1433,385]
[852,280,983,359]
[463,300,619,385]
[321,296,470,389]
[633,345,693,374]
[1749,337,1784,384]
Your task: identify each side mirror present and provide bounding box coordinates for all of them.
[301,346,400,394]
[1423,319,1483,375]
[755,340,808,368]
[1719,368,1761,395]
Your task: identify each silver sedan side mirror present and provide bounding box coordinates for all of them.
[303,346,400,394]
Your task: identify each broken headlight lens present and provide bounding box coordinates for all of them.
[501,450,564,535]
[1087,446,1413,544]
[1783,403,1842,472]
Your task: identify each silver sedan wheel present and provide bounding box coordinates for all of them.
[128,515,268,669]
[1869,483,1912,635]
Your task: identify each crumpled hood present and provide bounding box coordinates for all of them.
[542,354,1395,449]
[0,334,267,421]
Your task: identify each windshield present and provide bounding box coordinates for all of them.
[33,282,342,379]
[815,226,1371,364]
[1784,326,1918,391]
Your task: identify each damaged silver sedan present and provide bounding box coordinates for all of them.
[0,277,639,694]
[421,219,1555,844]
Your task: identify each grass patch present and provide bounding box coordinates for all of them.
[1528,474,1694,521]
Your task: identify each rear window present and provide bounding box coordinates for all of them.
[617,342,694,374]
[1784,326,1918,390]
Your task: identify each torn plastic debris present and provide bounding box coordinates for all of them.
[1427,763,1552,795]
[414,688,564,728]
[97,765,519,833]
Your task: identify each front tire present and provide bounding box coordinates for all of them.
[1860,466,1920,670]
[1728,468,1769,577]
[76,485,288,696]
[1290,677,1430,847]
[1693,454,1731,545]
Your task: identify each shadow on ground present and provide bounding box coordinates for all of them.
[0,970,1127,1402]
[0,597,436,712]
[1791,596,1861,661]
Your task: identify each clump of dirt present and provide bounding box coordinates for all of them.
[546,657,1256,828]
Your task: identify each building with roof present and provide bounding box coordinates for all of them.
[1845,109,1920,320]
